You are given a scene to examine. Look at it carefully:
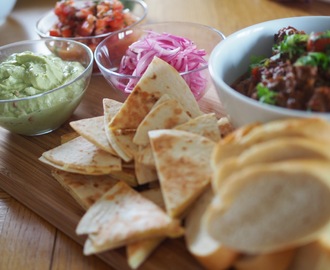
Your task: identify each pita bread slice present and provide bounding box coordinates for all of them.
[133,98,191,146]
[149,129,216,218]
[205,159,330,254]
[213,118,330,165]
[51,169,118,210]
[70,116,117,156]
[174,113,221,142]
[40,136,121,175]
[213,137,330,190]
[76,181,184,255]
[108,57,203,162]
[185,187,239,270]
[233,249,296,270]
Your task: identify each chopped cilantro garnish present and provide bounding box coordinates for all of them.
[256,83,277,105]
[273,33,309,58]
[295,52,330,70]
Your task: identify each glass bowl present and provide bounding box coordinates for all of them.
[0,38,93,136]
[94,21,225,100]
[35,0,147,58]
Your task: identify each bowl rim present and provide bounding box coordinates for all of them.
[0,38,94,103]
[209,15,330,118]
[35,0,148,40]
[94,21,226,79]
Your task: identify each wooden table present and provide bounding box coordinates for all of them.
[1,0,330,269]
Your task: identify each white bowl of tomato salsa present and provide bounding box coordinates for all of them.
[36,0,147,72]
[209,16,330,128]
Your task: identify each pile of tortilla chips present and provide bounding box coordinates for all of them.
[40,57,232,269]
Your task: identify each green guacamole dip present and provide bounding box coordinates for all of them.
[0,51,88,135]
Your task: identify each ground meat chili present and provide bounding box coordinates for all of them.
[231,26,330,112]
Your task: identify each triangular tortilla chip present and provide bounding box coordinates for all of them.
[51,169,118,210]
[40,136,121,175]
[126,186,165,269]
[127,237,164,269]
[76,181,184,255]
[174,113,221,142]
[134,161,158,185]
[133,98,191,146]
[149,129,216,218]
[70,116,117,156]
[108,57,203,162]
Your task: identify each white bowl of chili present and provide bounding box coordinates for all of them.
[35,0,147,72]
[94,21,225,100]
[209,16,330,128]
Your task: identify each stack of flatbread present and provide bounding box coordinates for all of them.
[40,57,232,269]
[194,117,330,270]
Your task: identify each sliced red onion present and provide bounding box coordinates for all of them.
[117,31,208,99]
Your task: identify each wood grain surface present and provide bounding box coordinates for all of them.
[1,0,330,269]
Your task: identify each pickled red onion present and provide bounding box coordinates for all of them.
[118,31,208,99]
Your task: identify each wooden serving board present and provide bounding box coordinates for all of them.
[0,75,224,270]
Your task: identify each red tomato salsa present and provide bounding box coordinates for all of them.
[49,0,136,50]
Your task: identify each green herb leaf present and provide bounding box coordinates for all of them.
[295,52,330,70]
[256,83,277,105]
[273,33,309,58]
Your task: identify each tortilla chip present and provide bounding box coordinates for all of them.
[135,145,156,168]
[174,113,221,142]
[61,131,79,144]
[107,168,138,187]
[108,57,202,162]
[134,160,158,185]
[133,98,191,146]
[127,237,164,269]
[126,186,165,269]
[76,181,184,255]
[70,116,117,156]
[51,169,118,210]
[40,136,121,175]
[149,129,216,218]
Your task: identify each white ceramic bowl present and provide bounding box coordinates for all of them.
[209,16,330,127]
[0,0,17,25]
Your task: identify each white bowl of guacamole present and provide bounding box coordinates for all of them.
[0,39,93,136]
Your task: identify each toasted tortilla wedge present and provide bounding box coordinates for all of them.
[175,113,221,142]
[133,98,191,146]
[149,129,216,218]
[126,186,166,269]
[134,160,158,185]
[70,116,117,156]
[108,57,202,162]
[213,137,330,190]
[76,181,184,255]
[40,136,121,175]
[205,160,330,254]
[135,113,221,169]
[51,169,118,210]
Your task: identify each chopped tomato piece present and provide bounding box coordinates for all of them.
[307,32,330,52]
